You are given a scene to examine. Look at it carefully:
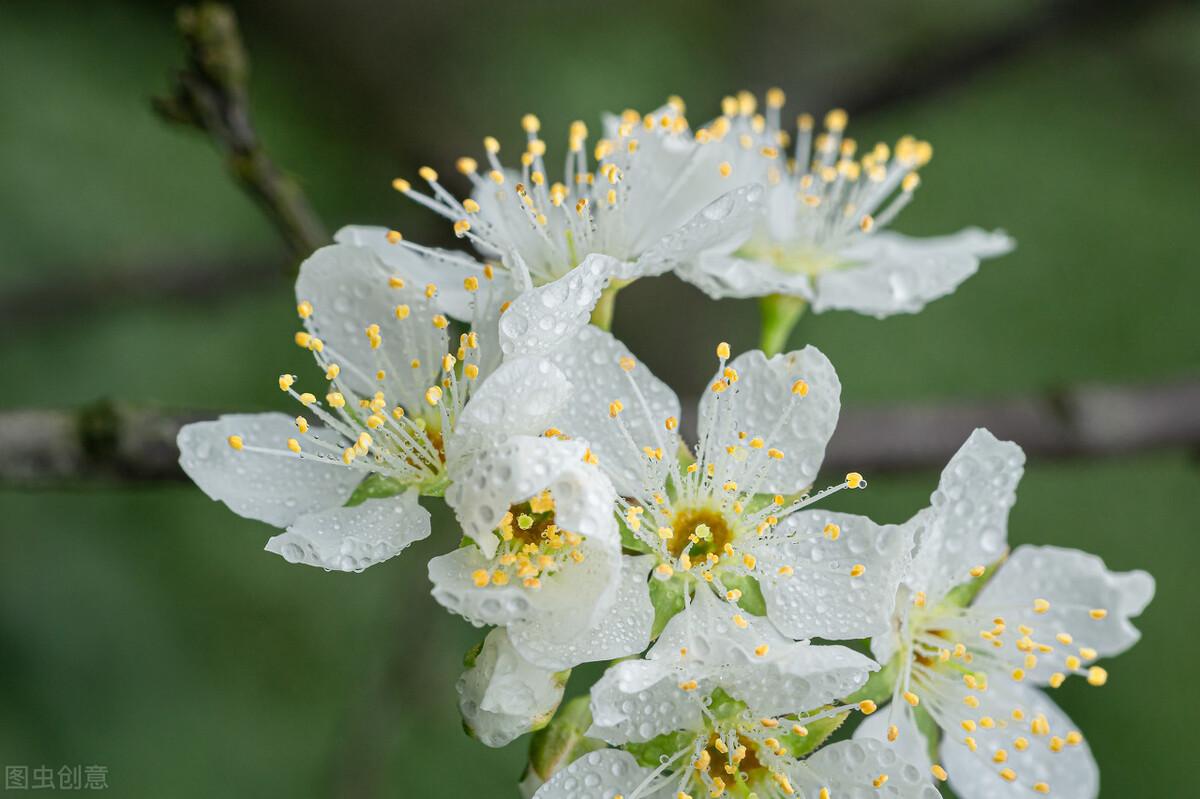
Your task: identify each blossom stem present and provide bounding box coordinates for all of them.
[759,294,808,356]
[590,285,621,331]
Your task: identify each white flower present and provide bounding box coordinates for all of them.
[357,101,762,290]
[855,429,1154,799]
[177,242,601,571]
[429,436,657,671]
[673,90,1014,317]
[532,588,939,799]
[542,333,912,640]
[457,627,568,748]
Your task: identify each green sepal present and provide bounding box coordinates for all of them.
[940,557,1004,609]
[526,695,607,783]
[845,654,900,706]
[625,729,698,768]
[718,572,767,616]
[462,640,484,669]
[345,473,409,506]
[779,708,850,758]
[649,574,688,638]
[618,514,654,555]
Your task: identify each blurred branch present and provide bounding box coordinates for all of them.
[3,380,1197,487]
[153,3,327,262]
[843,0,1183,116]
[0,257,278,325]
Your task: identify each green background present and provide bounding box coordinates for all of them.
[1,1,1196,796]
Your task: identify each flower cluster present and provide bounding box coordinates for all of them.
[178,90,1150,799]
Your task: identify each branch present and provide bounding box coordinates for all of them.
[153,3,328,262]
[2,380,1196,487]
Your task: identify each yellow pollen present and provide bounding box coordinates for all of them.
[425,283,438,299]
[679,680,698,692]
[1034,783,1050,794]
[1034,598,1051,614]
[846,472,864,488]
[609,400,624,417]
[969,565,987,577]
[619,357,636,372]
[1087,666,1108,686]
[903,691,920,707]
[716,341,731,359]
[887,724,898,742]
[385,230,403,244]
[226,435,244,451]
[298,392,316,406]
[326,392,346,408]
[471,569,490,587]
[754,644,769,657]
[858,700,877,715]
[732,615,748,629]
[1090,608,1108,619]
[850,564,866,577]
[278,374,295,392]
[325,364,340,380]
[931,765,948,781]
[417,166,438,182]
[872,774,888,789]
[425,386,443,405]
[391,178,411,192]
[296,300,313,318]
[453,219,471,237]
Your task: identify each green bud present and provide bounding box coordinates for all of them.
[525,695,606,785]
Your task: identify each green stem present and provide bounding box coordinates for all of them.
[759,294,808,356]
[590,285,620,330]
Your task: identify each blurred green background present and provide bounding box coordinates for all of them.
[1,0,1197,796]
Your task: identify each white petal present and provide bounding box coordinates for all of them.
[498,254,616,358]
[458,628,566,748]
[445,435,591,557]
[814,227,1013,318]
[264,488,430,571]
[428,545,538,627]
[973,545,1153,683]
[532,749,661,799]
[853,702,934,777]
[177,413,359,528]
[677,250,813,300]
[506,532,623,670]
[747,510,912,640]
[697,346,840,493]
[907,428,1025,602]
[651,584,791,666]
[543,326,682,497]
[295,244,442,399]
[726,642,877,720]
[333,225,507,321]
[587,658,703,744]
[631,183,764,279]
[940,681,1097,799]
[452,357,572,458]
[794,738,941,799]
[511,554,655,670]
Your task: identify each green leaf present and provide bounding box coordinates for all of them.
[527,695,607,782]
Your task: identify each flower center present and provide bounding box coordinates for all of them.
[473,491,587,590]
[668,505,734,558]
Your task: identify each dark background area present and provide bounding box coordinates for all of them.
[1,1,1196,795]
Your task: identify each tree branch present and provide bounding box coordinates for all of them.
[153,3,328,263]
[2,380,1196,488]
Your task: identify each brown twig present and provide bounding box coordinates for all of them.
[153,3,328,263]
[2,380,1196,488]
